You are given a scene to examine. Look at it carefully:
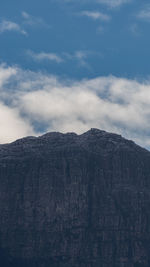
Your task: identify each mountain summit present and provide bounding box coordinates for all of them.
[0,129,150,267]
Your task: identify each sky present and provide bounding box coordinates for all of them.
[0,0,150,148]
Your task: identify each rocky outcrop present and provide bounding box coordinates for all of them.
[0,128,150,266]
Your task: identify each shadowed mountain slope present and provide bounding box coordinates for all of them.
[0,128,150,267]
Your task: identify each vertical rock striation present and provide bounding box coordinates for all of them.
[0,129,150,266]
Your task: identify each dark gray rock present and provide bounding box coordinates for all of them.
[0,128,150,267]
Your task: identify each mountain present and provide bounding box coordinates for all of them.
[0,128,150,267]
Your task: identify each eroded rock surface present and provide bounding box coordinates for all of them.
[0,128,150,266]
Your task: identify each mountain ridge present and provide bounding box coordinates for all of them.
[0,129,150,267]
[0,128,146,154]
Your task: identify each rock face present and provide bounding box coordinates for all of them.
[0,128,150,267]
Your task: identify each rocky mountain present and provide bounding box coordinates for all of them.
[0,128,150,267]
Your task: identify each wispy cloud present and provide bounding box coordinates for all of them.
[74,51,92,68]
[61,0,132,8]
[22,12,50,28]
[80,11,110,21]
[130,23,141,36]
[1,64,150,148]
[74,51,86,58]
[137,5,150,22]
[96,0,132,8]
[27,50,99,67]
[64,50,90,67]
[0,20,27,35]
[27,51,63,63]
[96,25,104,34]
[0,12,50,36]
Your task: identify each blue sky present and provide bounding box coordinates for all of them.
[1,0,150,148]
[0,0,150,79]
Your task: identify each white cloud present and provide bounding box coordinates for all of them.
[0,64,17,88]
[27,51,63,63]
[0,20,27,35]
[0,102,34,143]
[1,64,150,148]
[80,11,110,21]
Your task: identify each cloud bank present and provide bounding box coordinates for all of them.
[0,64,150,148]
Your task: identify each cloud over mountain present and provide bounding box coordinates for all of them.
[0,64,150,148]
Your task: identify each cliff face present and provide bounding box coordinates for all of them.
[0,128,150,267]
